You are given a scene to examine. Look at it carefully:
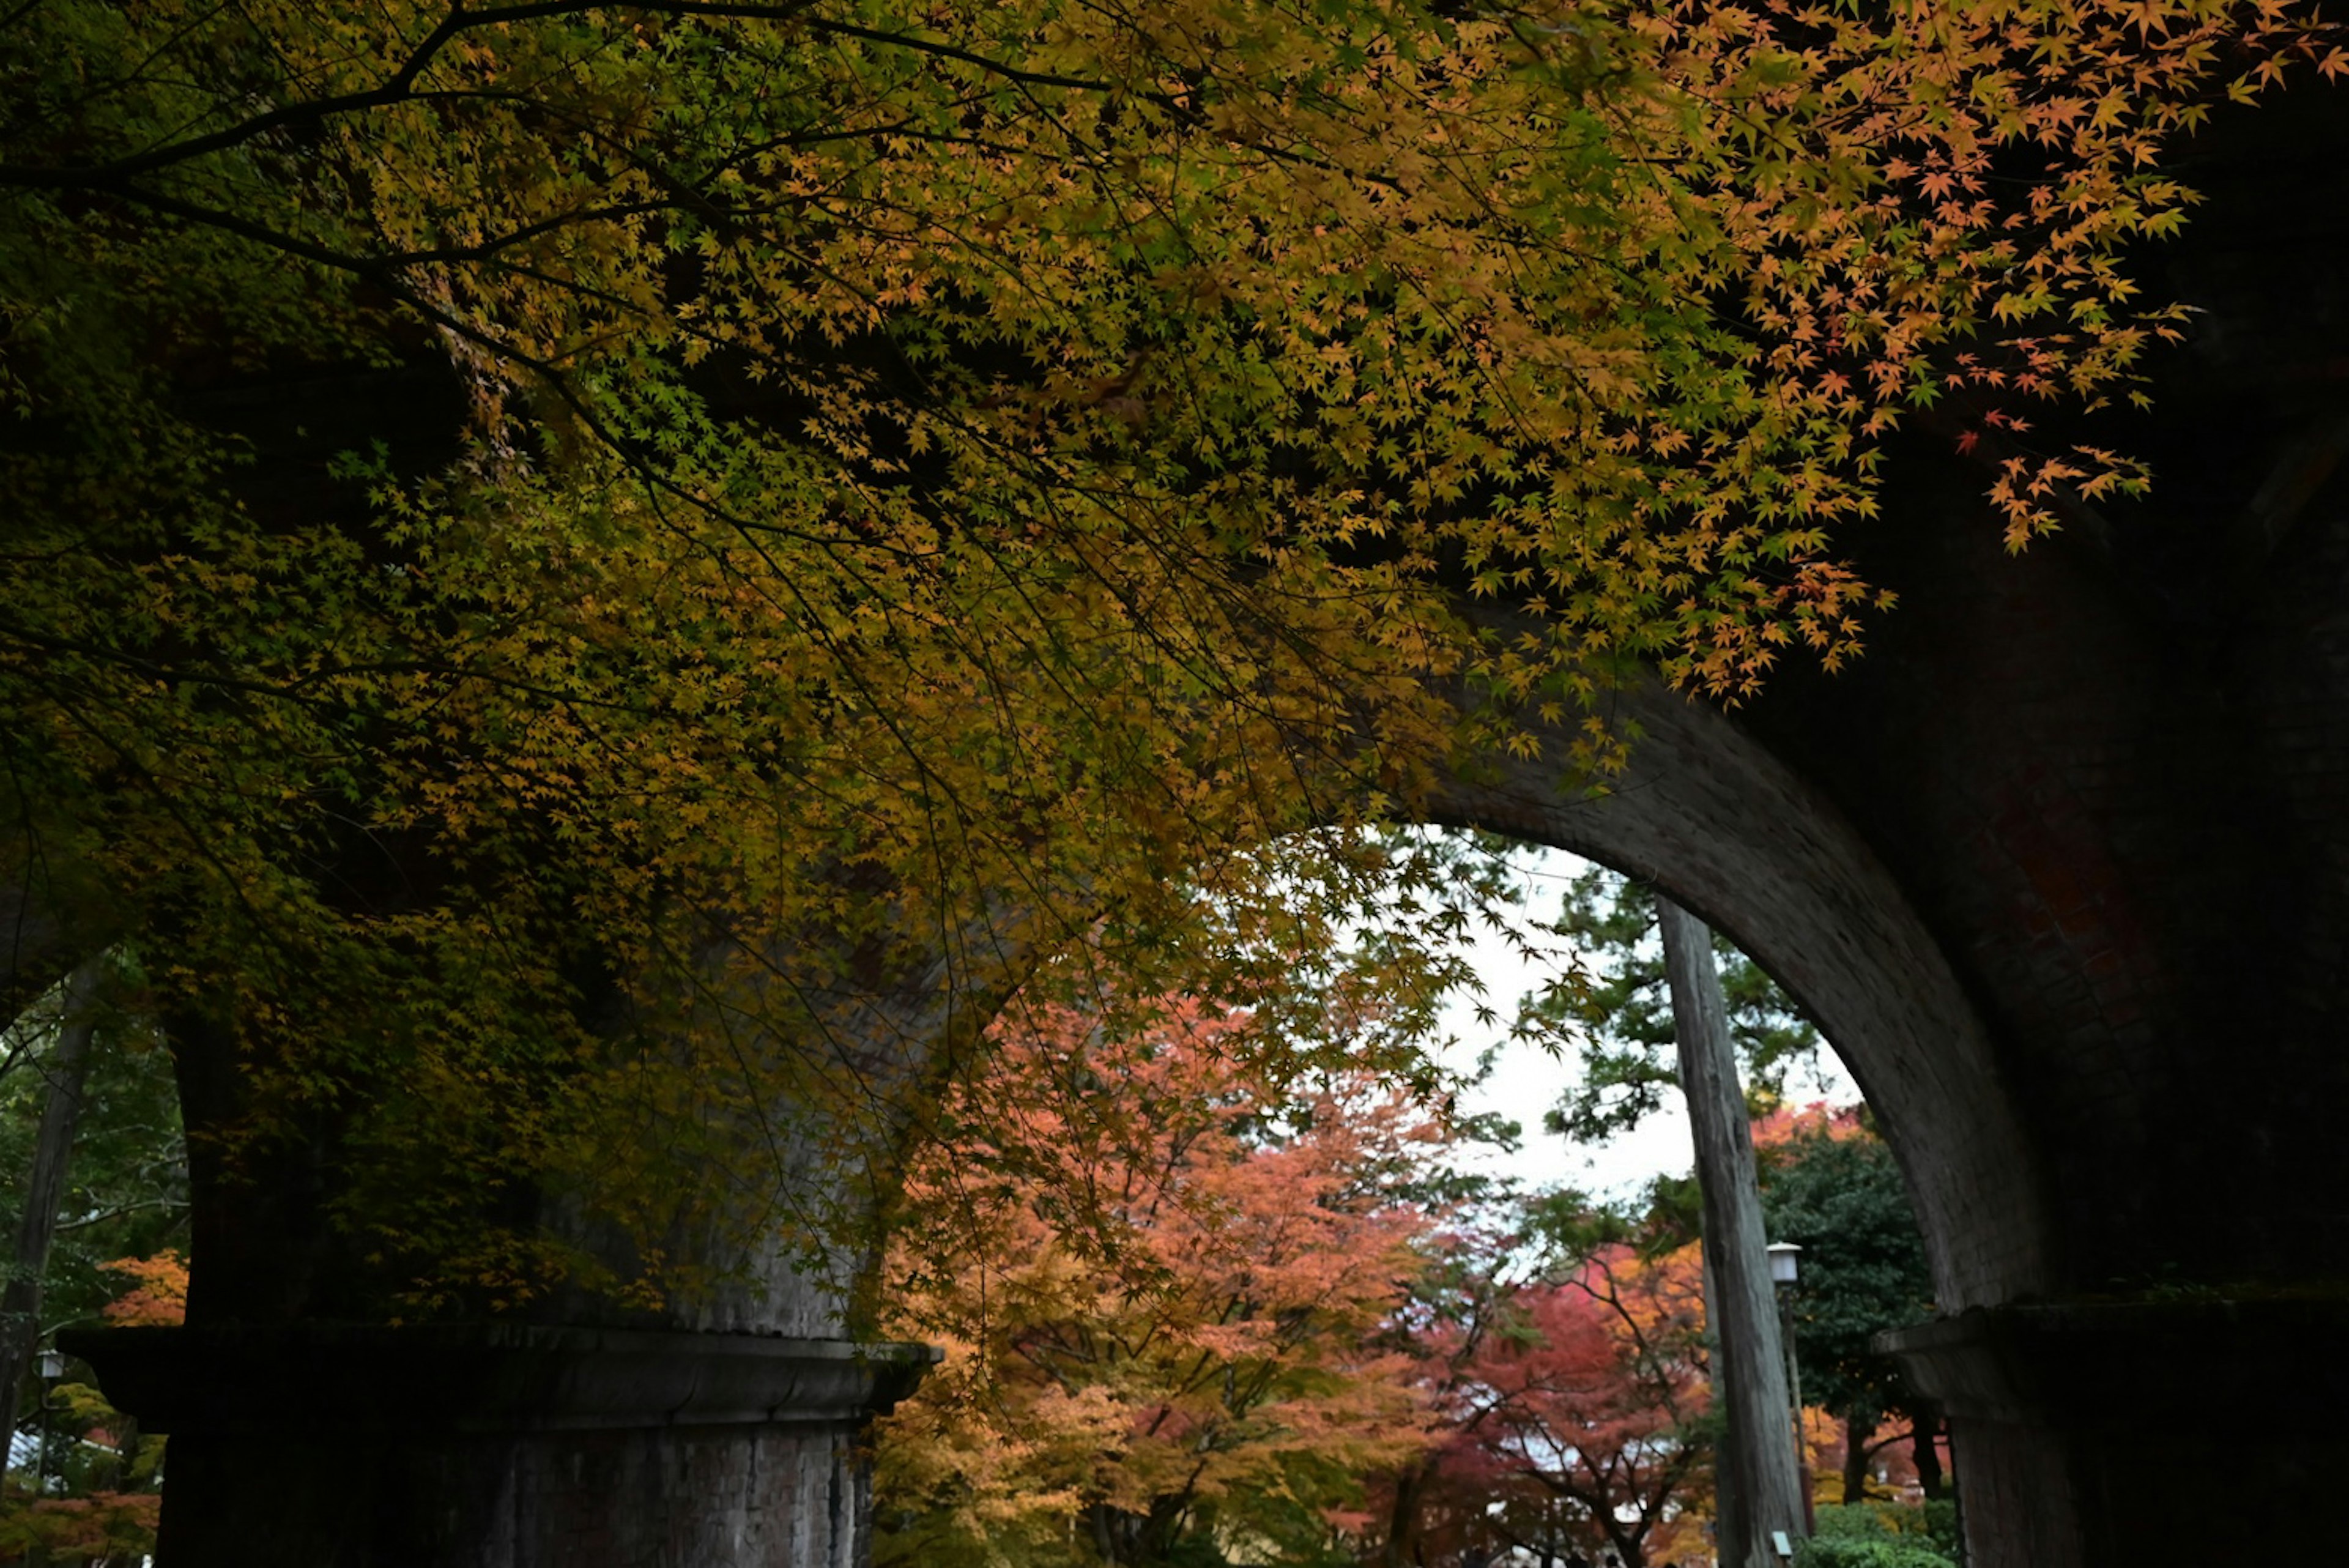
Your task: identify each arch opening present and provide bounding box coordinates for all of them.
[1419,675,2055,1317]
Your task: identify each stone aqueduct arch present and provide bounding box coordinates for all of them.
[1436,674,2170,1568]
[1436,671,2057,1318]
[1455,80,2349,1558]
[58,78,2349,1568]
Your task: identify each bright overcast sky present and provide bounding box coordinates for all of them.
[1428,844,1860,1205]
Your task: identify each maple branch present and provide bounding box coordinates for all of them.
[798,18,1124,95]
[55,1195,188,1234]
[0,1,1160,197]
[0,1,829,190]
[0,612,684,722]
[0,4,521,188]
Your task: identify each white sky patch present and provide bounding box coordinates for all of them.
[1425,844,1859,1203]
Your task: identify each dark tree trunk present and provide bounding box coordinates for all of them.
[1842,1407,1876,1502]
[1912,1408,1947,1501]
[1382,1460,1426,1568]
[0,960,103,1427]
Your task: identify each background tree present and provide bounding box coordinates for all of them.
[0,970,186,1563]
[1519,864,1817,1561]
[872,994,1456,1567]
[1520,865,1947,1510]
[0,962,103,1441]
[1521,867,1825,1144]
[0,1254,181,1566]
[1754,1111,1941,1504]
[1404,1241,1716,1568]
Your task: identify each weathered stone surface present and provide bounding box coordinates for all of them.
[1881,1297,2349,1562]
[64,1325,935,1568]
[1430,658,2057,1315]
[1431,80,2349,1568]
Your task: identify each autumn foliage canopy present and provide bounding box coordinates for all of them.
[2,0,2340,1302]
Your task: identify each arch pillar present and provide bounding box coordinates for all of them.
[63,1323,936,1567]
[66,973,974,1567]
[1880,1298,2349,1562]
[1434,91,2349,1566]
[1439,662,2349,1566]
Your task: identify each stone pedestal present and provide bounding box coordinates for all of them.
[60,1324,938,1568]
[1880,1296,2349,1566]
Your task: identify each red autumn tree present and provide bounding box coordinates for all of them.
[872,995,1458,1567]
[1390,1241,1715,1568]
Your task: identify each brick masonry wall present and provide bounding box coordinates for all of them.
[1438,80,2349,1567]
[1443,81,2349,1309]
[1431,662,2060,1312]
[1731,80,2349,1297]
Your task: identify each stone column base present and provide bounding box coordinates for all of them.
[61,1324,940,1568]
[1879,1295,2349,1567]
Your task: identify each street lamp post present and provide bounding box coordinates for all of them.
[35,1348,63,1495]
[1767,1243,1815,1531]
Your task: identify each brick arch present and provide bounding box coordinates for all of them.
[1417,82,2349,1566]
[1426,674,2055,1313]
[71,73,2349,1568]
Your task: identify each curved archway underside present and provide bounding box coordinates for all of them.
[1428,672,2055,1313]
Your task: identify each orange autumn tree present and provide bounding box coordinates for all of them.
[95,1252,190,1331]
[873,996,1457,1567]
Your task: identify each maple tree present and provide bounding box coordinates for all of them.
[0,1255,180,1566]
[0,1487,161,1567]
[93,1252,190,1332]
[1389,1236,1716,1568]
[1,0,2339,1310]
[870,994,1453,1566]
